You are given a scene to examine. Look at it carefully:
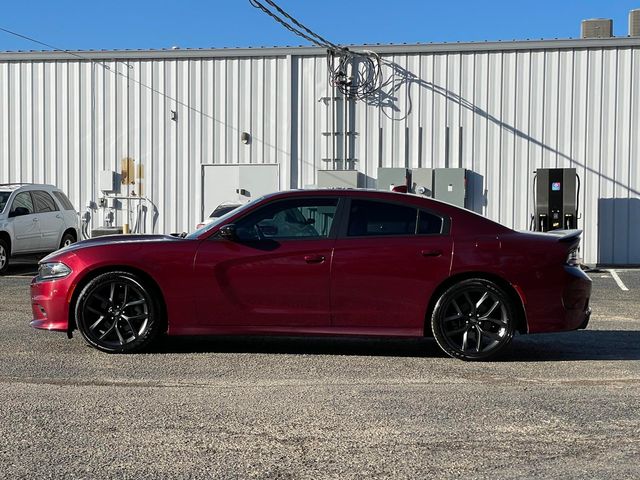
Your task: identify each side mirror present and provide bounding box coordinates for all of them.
[9,207,29,218]
[219,224,237,241]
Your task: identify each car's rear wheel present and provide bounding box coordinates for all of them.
[0,239,9,275]
[75,271,162,353]
[431,279,515,361]
[60,233,76,249]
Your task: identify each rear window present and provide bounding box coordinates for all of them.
[32,191,59,213]
[52,191,75,211]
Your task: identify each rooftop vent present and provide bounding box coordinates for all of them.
[581,19,613,38]
[630,9,640,37]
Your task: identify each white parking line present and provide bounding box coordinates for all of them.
[608,269,629,291]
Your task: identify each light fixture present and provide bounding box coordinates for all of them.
[241,132,251,144]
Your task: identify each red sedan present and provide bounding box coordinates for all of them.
[30,189,591,361]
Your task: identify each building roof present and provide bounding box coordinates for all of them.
[1,37,640,61]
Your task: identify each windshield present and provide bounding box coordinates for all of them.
[0,191,10,214]
[186,196,264,239]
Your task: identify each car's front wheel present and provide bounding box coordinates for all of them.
[431,278,516,361]
[75,271,163,353]
[0,238,9,275]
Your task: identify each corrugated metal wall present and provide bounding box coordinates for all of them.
[1,42,639,265]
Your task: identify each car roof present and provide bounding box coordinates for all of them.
[263,188,455,207]
[260,188,514,233]
[0,183,58,192]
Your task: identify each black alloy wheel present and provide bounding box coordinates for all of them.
[431,279,516,361]
[0,239,9,275]
[60,233,76,249]
[75,271,162,353]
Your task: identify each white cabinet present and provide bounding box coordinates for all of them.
[201,164,279,220]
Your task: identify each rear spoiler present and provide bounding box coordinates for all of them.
[544,229,582,243]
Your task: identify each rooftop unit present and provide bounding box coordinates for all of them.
[630,9,640,37]
[581,19,613,38]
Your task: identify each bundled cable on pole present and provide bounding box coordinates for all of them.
[249,0,382,100]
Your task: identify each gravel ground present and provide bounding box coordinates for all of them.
[0,265,638,479]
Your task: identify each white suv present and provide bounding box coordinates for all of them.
[0,184,79,274]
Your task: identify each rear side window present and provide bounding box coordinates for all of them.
[347,200,417,236]
[52,191,75,211]
[32,191,59,213]
[418,211,444,235]
[11,192,35,215]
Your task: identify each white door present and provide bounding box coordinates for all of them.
[201,164,279,221]
[32,191,65,251]
[238,165,280,202]
[9,192,41,253]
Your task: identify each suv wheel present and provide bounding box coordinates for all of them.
[0,239,8,275]
[60,233,76,249]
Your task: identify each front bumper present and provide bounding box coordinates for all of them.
[30,277,72,332]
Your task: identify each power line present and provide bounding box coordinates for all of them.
[0,25,204,120]
[248,0,382,100]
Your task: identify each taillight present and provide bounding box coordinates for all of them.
[566,248,580,266]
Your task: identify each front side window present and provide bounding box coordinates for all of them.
[347,200,417,237]
[32,191,59,213]
[234,198,338,241]
[11,192,35,215]
[0,192,10,213]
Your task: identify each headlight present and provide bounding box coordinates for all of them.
[37,262,72,281]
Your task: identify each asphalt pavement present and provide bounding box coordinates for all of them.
[0,266,638,479]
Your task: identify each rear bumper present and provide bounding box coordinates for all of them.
[560,266,592,330]
[30,277,71,332]
[525,266,592,333]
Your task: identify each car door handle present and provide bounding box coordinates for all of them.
[56,214,62,219]
[304,254,325,264]
[33,218,39,222]
[421,249,442,257]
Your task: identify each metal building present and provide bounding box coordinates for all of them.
[1,36,639,265]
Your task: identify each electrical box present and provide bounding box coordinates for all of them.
[377,168,410,191]
[433,168,467,208]
[317,170,364,189]
[535,168,578,231]
[99,170,118,193]
[411,168,434,197]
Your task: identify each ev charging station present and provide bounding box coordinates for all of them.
[533,168,580,232]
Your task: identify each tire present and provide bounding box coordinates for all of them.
[0,238,9,275]
[74,271,163,353]
[59,232,76,249]
[431,278,516,361]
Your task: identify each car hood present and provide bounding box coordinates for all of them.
[41,234,184,261]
